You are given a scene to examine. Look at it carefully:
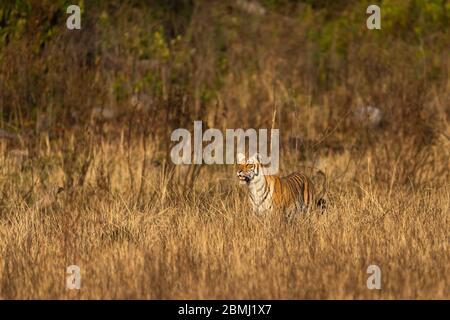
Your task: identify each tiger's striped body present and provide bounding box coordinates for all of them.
[237,155,326,217]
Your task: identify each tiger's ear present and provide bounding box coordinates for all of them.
[250,153,261,164]
[251,153,261,175]
[237,152,246,164]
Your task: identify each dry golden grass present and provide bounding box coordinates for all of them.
[0,136,448,300]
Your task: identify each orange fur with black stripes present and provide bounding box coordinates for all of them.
[237,154,326,217]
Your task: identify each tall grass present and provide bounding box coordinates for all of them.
[0,137,449,299]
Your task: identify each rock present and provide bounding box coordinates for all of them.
[236,0,266,16]
[354,106,383,128]
[91,107,117,121]
[9,149,29,158]
[0,129,18,140]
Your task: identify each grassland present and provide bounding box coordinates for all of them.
[0,0,449,299]
[0,134,448,299]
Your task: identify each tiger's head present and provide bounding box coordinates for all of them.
[236,153,261,185]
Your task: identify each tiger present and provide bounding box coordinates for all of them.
[236,154,326,218]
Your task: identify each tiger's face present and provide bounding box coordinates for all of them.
[237,157,260,184]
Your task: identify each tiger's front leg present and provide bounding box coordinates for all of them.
[253,205,270,216]
[284,205,298,222]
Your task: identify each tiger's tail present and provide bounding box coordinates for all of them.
[313,170,326,207]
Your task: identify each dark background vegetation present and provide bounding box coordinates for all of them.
[0,0,449,188]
